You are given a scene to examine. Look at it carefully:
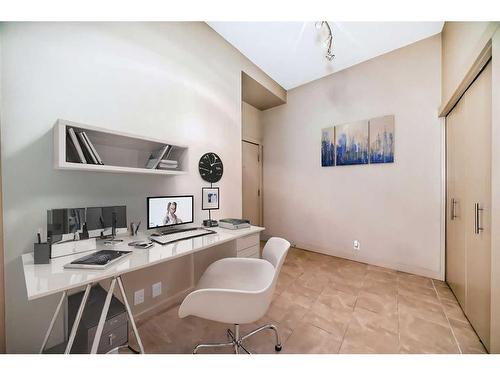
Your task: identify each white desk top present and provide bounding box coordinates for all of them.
[22,226,264,301]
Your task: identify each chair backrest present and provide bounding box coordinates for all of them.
[262,237,290,289]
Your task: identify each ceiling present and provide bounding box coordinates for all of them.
[208,22,444,90]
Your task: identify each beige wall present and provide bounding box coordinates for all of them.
[441,22,498,109]
[490,28,500,354]
[242,101,263,143]
[262,35,442,278]
[0,22,284,353]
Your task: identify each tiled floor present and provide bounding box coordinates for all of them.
[133,247,487,354]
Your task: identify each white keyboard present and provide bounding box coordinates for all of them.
[149,228,215,245]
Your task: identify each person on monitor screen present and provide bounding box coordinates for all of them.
[163,201,182,225]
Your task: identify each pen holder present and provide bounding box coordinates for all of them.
[130,222,140,236]
[34,242,51,264]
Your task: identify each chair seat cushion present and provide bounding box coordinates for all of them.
[196,257,275,292]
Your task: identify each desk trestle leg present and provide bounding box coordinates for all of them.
[117,276,145,354]
[39,290,67,354]
[90,278,117,354]
[65,283,92,354]
[40,277,144,354]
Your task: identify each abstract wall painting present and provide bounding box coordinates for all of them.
[369,115,395,164]
[335,120,369,166]
[321,126,335,167]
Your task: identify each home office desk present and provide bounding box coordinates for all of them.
[21,225,265,354]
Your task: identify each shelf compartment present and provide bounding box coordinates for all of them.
[54,119,188,176]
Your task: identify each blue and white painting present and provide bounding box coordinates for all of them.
[321,127,335,167]
[335,120,369,166]
[369,115,395,164]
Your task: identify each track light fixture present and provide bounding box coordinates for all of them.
[315,21,334,61]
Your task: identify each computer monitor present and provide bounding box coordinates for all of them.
[47,208,86,242]
[101,206,127,229]
[85,207,103,231]
[147,195,194,230]
[85,206,127,238]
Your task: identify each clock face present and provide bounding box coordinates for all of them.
[198,152,224,183]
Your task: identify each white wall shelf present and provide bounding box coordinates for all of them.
[54,119,189,176]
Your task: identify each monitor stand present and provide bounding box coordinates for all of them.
[101,212,123,243]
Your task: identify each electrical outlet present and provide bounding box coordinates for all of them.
[152,282,162,298]
[353,240,360,250]
[134,289,144,305]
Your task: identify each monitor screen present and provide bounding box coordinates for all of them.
[47,208,85,237]
[101,206,127,229]
[85,207,103,231]
[147,195,194,229]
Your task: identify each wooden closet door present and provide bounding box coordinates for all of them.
[464,62,492,350]
[446,96,467,307]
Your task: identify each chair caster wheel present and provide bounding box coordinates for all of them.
[275,344,282,352]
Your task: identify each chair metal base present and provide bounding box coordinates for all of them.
[192,323,282,354]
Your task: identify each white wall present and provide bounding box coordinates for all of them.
[262,35,443,278]
[0,22,284,353]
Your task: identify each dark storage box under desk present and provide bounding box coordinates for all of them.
[67,284,128,354]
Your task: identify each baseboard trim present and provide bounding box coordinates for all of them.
[263,234,442,280]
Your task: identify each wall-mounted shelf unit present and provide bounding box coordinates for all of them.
[54,119,188,175]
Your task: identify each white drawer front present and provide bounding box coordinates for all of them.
[237,244,259,258]
[236,234,259,252]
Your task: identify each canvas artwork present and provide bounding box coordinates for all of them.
[321,127,335,167]
[335,120,369,166]
[369,115,395,164]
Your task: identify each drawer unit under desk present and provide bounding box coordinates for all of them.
[236,233,260,258]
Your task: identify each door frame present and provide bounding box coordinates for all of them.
[242,139,263,227]
[440,116,446,281]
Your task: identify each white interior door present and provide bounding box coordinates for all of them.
[242,141,262,226]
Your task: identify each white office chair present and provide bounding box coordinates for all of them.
[178,237,290,354]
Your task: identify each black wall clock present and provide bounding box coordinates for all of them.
[198,152,224,183]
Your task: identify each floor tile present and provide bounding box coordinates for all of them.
[449,318,487,354]
[134,247,483,355]
[329,273,364,296]
[440,298,468,323]
[366,264,398,274]
[362,278,397,297]
[399,312,459,354]
[339,318,399,354]
[295,272,330,293]
[318,284,357,309]
[266,296,310,331]
[283,323,341,354]
[302,300,353,340]
[279,284,318,309]
[350,306,399,335]
[240,317,293,354]
[398,272,434,288]
[356,290,397,315]
[364,269,398,283]
[397,293,449,327]
[398,282,439,303]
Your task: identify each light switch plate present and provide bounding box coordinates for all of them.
[134,289,144,305]
[152,282,162,298]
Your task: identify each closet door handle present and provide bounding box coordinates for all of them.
[474,203,484,234]
[451,198,457,220]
